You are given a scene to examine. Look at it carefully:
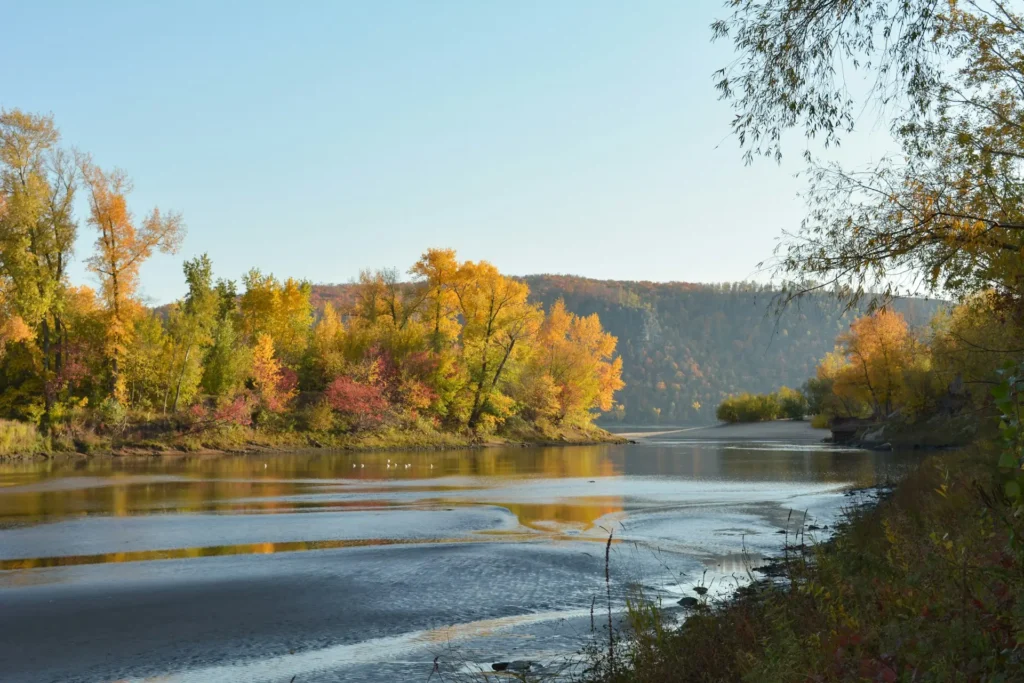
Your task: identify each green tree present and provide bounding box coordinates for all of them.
[165,255,218,412]
[0,110,78,424]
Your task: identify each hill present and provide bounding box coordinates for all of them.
[314,277,942,425]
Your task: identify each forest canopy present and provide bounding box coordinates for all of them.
[0,109,625,450]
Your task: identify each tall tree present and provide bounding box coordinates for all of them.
[166,254,218,412]
[239,269,312,364]
[78,155,184,400]
[410,248,461,352]
[0,110,78,421]
[453,260,540,431]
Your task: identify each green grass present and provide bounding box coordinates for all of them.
[591,448,1024,682]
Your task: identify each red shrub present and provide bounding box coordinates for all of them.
[214,395,253,427]
[325,376,388,428]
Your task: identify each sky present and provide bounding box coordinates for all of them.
[2,1,895,305]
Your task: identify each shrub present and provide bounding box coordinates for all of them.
[776,386,808,420]
[325,376,387,431]
[213,395,253,427]
[95,397,128,433]
[716,392,780,422]
[306,399,335,432]
[810,413,831,429]
[0,419,41,456]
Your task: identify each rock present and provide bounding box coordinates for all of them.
[776,529,787,534]
[678,597,700,608]
[807,524,822,531]
[492,662,509,671]
[509,661,532,672]
[693,586,708,596]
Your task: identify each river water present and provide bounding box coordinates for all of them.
[0,429,914,682]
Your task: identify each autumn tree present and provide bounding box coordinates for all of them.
[410,248,461,352]
[525,299,624,424]
[829,310,919,418]
[250,333,296,414]
[78,155,184,400]
[348,268,428,362]
[0,110,78,423]
[453,260,541,431]
[239,269,312,364]
[305,302,346,389]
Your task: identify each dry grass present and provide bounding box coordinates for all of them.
[0,419,42,457]
[591,449,1024,682]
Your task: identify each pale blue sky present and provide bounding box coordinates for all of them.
[2,1,893,304]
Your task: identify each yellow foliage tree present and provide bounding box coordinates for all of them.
[453,260,541,431]
[251,333,295,414]
[830,310,917,418]
[239,270,312,364]
[528,299,624,424]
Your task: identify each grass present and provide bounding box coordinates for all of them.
[0,416,626,459]
[590,448,1024,682]
[0,419,42,457]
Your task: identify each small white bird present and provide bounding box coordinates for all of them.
[361,464,364,468]
[264,463,267,469]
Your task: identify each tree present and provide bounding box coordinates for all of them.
[250,333,295,414]
[239,269,312,364]
[306,302,346,389]
[410,248,461,352]
[528,299,624,424]
[202,316,248,400]
[716,2,1024,314]
[832,310,916,418]
[452,261,540,431]
[78,155,184,400]
[0,110,78,423]
[165,255,218,412]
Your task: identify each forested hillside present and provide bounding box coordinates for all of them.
[525,276,941,424]
[318,277,941,425]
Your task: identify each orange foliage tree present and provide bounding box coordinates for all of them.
[78,155,184,400]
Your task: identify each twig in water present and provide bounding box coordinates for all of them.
[605,529,615,677]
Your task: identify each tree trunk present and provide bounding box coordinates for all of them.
[172,345,193,413]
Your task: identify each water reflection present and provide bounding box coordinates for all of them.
[0,443,916,569]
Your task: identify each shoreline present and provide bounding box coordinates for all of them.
[2,425,628,462]
[613,420,830,443]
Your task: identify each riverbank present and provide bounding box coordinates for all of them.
[590,445,1024,682]
[613,420,829,443]
[3,421,626,461]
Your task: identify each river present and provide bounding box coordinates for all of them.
[0,425,914,682]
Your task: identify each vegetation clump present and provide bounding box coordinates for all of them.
[590,450,1024,682]
[0,111,625,457]
[715,386,806,423]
